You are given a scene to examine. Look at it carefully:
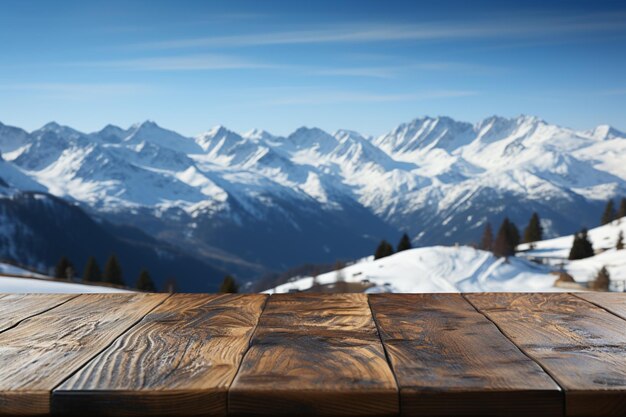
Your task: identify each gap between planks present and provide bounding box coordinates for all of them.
[2,292,624,417]
[461,293,568,415]
[465,292,626,417]
[0,293,81,335]
[226,293,271,412]
[50,293,174,392]
[569,292,626,322]
[366,295,402,415]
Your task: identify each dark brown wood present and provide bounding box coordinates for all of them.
[0,292,625,416]
[466,293,626,417]
[228,293,398,416]
[53,294,267,417]
[0,293,77,332]
[0,293,167,416]
[575,292,626,320]
[369,293,562,416]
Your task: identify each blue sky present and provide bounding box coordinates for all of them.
[1,0,625,136]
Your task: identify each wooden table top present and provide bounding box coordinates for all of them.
[0,292,625,417]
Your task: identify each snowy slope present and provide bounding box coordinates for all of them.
[267,218,626,294]
[0,260,131,293]
[518,216,626,285]
[265,246,561,294]
[0,276,131,293]
[0,115,624,277]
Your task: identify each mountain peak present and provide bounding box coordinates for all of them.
[42,121,61,130]
[292,126,322,134]
[334,129,367,143]
[244,128,276,142]
[514,114,545,125]
[35,121,83,138]
[93,124,127,142]
[132,120,160,130]
[123,121,201,153]
[207,125,229,136]
[588,124,625,140]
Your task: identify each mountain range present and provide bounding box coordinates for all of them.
[0,115,624,289]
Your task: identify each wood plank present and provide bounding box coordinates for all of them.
[228,293,398,417]
[0,293,76,332]
[0,293,167,416]
[53,294,267,417]
[369,293,562,417]
[466,293,626,417]
[575,292,626,320]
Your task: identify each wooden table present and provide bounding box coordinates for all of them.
[0,293,625,416]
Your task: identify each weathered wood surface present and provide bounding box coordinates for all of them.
[0,293,76,332]
[369,293,562,416]
[53,294,267,416]
[575,292,626,320]
[0,292,625,417]
[0,293,167,416]
[229,293,399,416]
[467,293,626,417]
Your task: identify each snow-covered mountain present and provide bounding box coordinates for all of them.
[0,115,624,284]
[0,191,226,291]
[266,216,626,294]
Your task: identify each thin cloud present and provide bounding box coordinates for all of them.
[66,54,499,78]
[266,90,479,105]
[310,67,398,79]
[599,88,626,96]
[132,12,626,50]
[309,61,503,79]
[0,83,150,99]
[71,54,273,71]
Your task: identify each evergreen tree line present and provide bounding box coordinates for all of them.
[54,254,156,291]
[53,197,625,293]
[480,216,527,257]
[373,233,412,260]
[601,197,626,225]
[55,254,243,294]
[479,201,626,260]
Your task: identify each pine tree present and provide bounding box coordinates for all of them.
[136,269,156,292]
[219,275,238,293]
[82,256,102,282]
[396,233,412,252]
[601,199,616,225]
[617,231,624,250]
[568,228,594,260]
[493,218,518,257]
[54,256,73,280]
[523,212,543,243]
[103,254,124,286]
[374,240,394,260]
[617,198,626,220]
[507,221,520,248]
[480,223,493,251]
[590,266,610,291]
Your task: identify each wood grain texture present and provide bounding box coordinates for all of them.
[53,294,267,417]
[369,293,562,417]
[0,293,76,332]
[229,293,398,417]
[466,293,626,417]
[575,292,626,320]
[0,293,166,416]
